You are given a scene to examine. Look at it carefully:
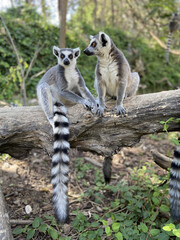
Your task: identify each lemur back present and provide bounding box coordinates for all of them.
[170,133,180,220]
[37,46,97,223]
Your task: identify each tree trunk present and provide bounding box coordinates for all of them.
[93,0,97,28]
[0,90,180,159]
[41,0,47,19]
[111,0,115,26]
[0,186,13,240]
[100,0,106,28]
[58,0,68,48]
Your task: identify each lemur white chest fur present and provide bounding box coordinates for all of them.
[36,46,97,224]
[98,56,119,97]
[64,66,79,90]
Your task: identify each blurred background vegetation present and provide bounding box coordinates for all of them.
[0,0,179,105]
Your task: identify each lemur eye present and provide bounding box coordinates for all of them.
[69,54,73,59]
[61,54,65,59]
[91,41,96,48]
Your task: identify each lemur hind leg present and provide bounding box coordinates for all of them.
[126,72,140,97]
[37,82,55,127]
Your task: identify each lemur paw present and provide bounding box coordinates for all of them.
[115,105,126,116]
[91,105,98,114]
[97,106,104,117]
[83,99,92,110]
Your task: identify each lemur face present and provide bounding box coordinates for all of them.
[84,32,111,57]
[53,47,80,67]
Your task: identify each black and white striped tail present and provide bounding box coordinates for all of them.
[51,102,70,223]
[170,133,180,220]
[165,32,172,64]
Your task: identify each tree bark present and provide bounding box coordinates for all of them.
[58,0,68,48]
[0,186,13,240]
[0,90,180,159]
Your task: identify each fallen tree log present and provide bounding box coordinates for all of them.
[0,89,180,159]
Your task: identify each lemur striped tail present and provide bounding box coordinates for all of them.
[52,102,70,223]
[170,133,180,220]
[165,32,172,64]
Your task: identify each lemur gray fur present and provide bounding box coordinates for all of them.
[84,31,140,117]
[170,132,180,220]
[165,13,180,64]
[84,32,140,183]
[37,46,97,223]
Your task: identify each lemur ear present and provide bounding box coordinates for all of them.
[53,46,60,57]
[89,35,94,40]
[73,47,81,58]
[99,32,108,47]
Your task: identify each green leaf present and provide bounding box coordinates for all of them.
[160,205,170,212]
[158,232,169,240]
[150,229,160,236]
[39,223,47,233]
[140,223,148,233]
[102,220,108,226]
[48,228,59,240]
[91,222,100,227]
[115,232,123,240]
[152,197,160,205]
[105,226,112,237]
[13,226,23,235]
[112,222,120,232]
[163,226,172,232]
[32,217,41,228]
[26,229,35,240]
[172,229,180,237]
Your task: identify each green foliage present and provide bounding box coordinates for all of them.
[0,4,179,103]
[160,118,180,146]
[12,159,180,239]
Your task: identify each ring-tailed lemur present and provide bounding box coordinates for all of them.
[84,31,140,117]
[37,46,97,223]
[170,132,180,220]
[165,13,180,64]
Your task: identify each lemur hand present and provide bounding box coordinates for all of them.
[82,99,92,110]
[115,105,126,116]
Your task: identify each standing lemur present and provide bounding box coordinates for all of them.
[37,46,97,223]
[84,31,140,117]
[84,32,140,182]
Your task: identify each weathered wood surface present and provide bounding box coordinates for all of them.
[0,186,14,240]
[0,89,180,159]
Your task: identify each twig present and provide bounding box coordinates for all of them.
[29,68,50,81]
[0,15,24,77]
[83,157,103,168]
[10,219,33,225]
[24,43,45,82]
[151,149,172,170]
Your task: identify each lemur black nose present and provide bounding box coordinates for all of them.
[64,59,70,65]
[84,49,89,55]
[84,48,94,56]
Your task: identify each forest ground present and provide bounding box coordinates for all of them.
[0,132,174,239]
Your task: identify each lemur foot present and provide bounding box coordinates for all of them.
[115,105,126,116]
[97,106,104,117]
